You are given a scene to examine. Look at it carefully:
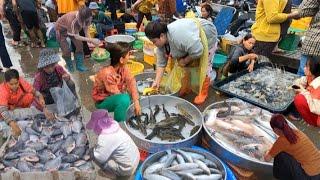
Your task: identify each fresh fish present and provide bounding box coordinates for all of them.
[25,141,46,151]
[185,152,205,160]
[41,127,53,137]
[16,161,31,172]
[159,169,182,180]
[162,104,170,119]
[74,160,87,167]
[154,105,160,117]
[144,174,171,180]
[173,149,193,163]
[4,152,19,160]
[176,154,185,164]
[60,163,71,170]
[75,133,87,147]
[29,134,40,142]
[38,150,56,163]
[44,156,62,171]
[171,113,195,126]
[78,162,94,171]
[159,155,168,163]
[149,106,156,125]
[71,120,82,133]
[175,173,196,180]
[61,123,72,138]
[194,159,210,175]
[144,163,165,176]
[164,154,177,168]
[48,140,64,154]
[209,168,222,174]
[19,131,30,142]
[26,127,40,136]
[201,159,218,169]
[51,128,63,137]
[166,163,198,171]
[175,103,193,120]
[62,136,76,153]
[171,160,178,166]
[194,174,222,180]
[62,154,79,163]
[72,146,86,157]
[31,119,43,133]
[177,168,204,175]
[2,160,18,167]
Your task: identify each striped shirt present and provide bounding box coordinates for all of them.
[298,0,320,56]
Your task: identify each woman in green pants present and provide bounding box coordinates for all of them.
[92,42,141,122]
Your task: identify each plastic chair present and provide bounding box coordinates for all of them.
[213,7,236,36]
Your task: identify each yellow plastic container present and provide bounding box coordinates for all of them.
[127,60,144,76]
[144,53,156,65]
[88,25,97,38]
[105,11,124,18]
[221,38,238,54]
[125,23,137,30]
[290,17,312,30]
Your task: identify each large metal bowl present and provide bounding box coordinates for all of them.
[105,35,135,44]
[121,95,203,154]
[202,98,297,176]
[135,72,178,97]
[141,148,227,180]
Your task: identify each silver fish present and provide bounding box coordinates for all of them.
[60,163,71,171]
[171,160,178,166]
[63,136,76,153]
[44,156,62,171]
[185,152,205,160]
[48,140,64,154]
[194,174,222,180]
[16,161,31,172]
[71,120,82,133]
[38,150,56,163]
[4,152,19,160]
[61,123,72,138]
[144,163,165,176]
[173,149,193,163]
[209,168,222,174]
[74,133,87,146]
[25,141,46,151]
[176,154,185,164]
[144,174,171,180]
[200,159,218,169]
[159,169,182,180]
[194,159,210,175]
[164,154,177,168]
[176,173,196,180]
[166,163,199,171]
[19,131,30,142]
[176,168,204,175]
[159,155,168,163]
[62,154,79,163]
[26,127,40,136]
[72,146,86,157]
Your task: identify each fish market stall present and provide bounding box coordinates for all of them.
[141,148,227,180]
[121,95,203,153]
[213,62,299,112]
[0,109,95,179]
[135,72,178,97]
[202,98,297,175]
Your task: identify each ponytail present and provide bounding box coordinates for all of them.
[270,114,298,144]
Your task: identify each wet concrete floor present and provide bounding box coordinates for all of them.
[1,21,319,179]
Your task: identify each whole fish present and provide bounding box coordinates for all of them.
[159,155,168,163]
[171,113,195,126]
[162,104,170,119]
[44,156,62,171]
[149,106,156,125]
[210,168,222,174]
[26,127,40,136]
[194,159,210,175]
[200,159,218,169]
[194,174,222,180]
[62,154,79,163]
[48,140,64,154]
[61,123,72,138]
[166,163,198,171]
[16,161,31,172]
[60,163,71,171]
[177,168,204,175]
[4,152,19,160]
[154,105,160,117]
[144,174,171,180]
[72,146,86,157]
[185,152,205,160]
[25,141,46,151]
[173,149,193,163]
[175,103,193,120]
[74,133,88,147]
[144,163,165,176]
[159,169,182,180]
[78,162,94,171]
[71,120,82,133]
[176,173,196,180]
[164,154,177,168]
[176,154,185,164]
[62,136,76,153]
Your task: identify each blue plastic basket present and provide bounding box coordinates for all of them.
[212,53,228,68]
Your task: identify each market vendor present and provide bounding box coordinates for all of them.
[131,0,158,30]
[145,18,218,105]
[92,42,141,122]
[293,56,320,127]
[55,7,100,72]
[87,109,140,178]
[33,49,76,105]
[264,114,320,179]
[88,2,113,40]
[201,4,214,22]
[222,34,258,77]
[0,69,54,137]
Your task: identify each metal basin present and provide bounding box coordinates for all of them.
[105,35,135,44]
[135,72,178,97]
[202,98,297,175]
[141,148,227,180]
[121,95,203,154]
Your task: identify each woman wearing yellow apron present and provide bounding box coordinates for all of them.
[145,18,218,105]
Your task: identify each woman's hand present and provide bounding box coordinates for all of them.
[247,61,255,72]
[152,81,160,90]
[264,151,272,162]
[134,101,141,116]
[62,74,70,81]
[248,53,258,60]
[90,38,101,46]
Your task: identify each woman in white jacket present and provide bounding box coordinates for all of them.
[86,109,140,178]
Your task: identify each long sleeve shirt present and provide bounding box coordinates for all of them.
[297,0,320,56]
[94,128,140,176]
[92,66,139,103]
[156,18,217,68]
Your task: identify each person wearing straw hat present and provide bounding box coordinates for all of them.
[87,109,140,179]
[89,2,113,40]
[33,49,76,105]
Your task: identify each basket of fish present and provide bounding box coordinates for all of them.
[203,98,296,175]
[141,148,226,180]
[0,112,95,178]
[122,95,203,154]
[135,72,178,97]
[213,62,299,112]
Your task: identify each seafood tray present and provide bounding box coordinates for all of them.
[141,148,226,180]
[135,72,178,97]
[121,95,203,153]
[203,98,297,175]
[0,111,94,177]
[213,62,299,112]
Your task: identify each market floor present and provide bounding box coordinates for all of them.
[1,22,319,179]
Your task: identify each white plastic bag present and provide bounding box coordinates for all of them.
[50,80,79,117]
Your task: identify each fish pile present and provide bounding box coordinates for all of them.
[0,114,94,172]
[143,149,224,180]
[221,66,298,109]
[127,103,200,142]
[137,78,172,96]
[205,99,276,162]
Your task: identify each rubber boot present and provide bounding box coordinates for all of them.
[194,76,211,105]
[179,72,191,97]
[64,57,75,72]
[35,28,45,48]
[75,53,88,72]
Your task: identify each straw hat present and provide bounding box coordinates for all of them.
[37,49,60,69]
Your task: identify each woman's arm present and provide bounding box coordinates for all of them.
[297,0,320,18]
[67,32,100,45]
[262,0,289,24]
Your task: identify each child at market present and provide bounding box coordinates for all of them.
[264,114,320,179]
[92,42,141,122]
[222,34,258,78]
[201,4,214,22]
[33,49,76,105]
[87,109,140,178]
[293,56,320,127]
